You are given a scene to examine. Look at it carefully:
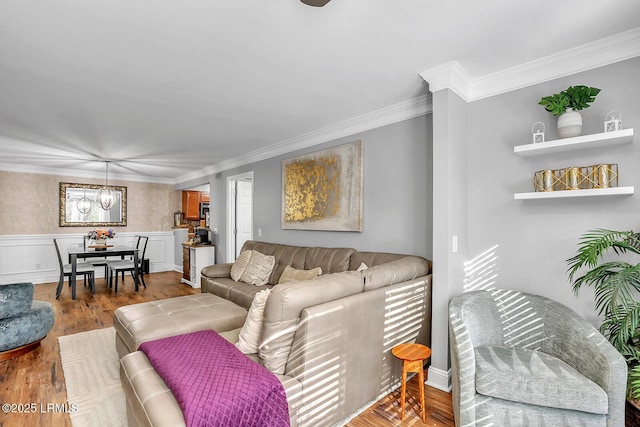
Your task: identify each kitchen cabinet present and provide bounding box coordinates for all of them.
[181,244,215,288]
[182,246,190,281]
[182,191,201,220]
[181,191,211,220]
[174,228,189,276]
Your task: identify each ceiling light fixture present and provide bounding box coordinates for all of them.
[95,160,119,210]
[300,0,331,6]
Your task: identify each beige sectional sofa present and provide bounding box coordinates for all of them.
[117,240,432,427]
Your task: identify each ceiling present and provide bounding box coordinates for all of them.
[1,1,639,184]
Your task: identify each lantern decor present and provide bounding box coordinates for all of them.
[604,110,622,132]
[589,164,618,188]
[533,169,559,192]
[534,164,618,192]
[531,122,545,144]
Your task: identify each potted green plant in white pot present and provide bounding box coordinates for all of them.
[539,85,601,138]
[567,228,640,423]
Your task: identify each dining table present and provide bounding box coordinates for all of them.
[67,245,140,300]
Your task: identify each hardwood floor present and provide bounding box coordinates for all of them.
[0,272,454,427]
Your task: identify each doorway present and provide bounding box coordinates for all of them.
[226,172,254,262]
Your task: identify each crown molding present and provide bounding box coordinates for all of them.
[175,94,433,185]
[419,62,473,102]
[420,27,640,102]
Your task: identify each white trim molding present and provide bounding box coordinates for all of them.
[426,366,452,393]
[421,27,640,102]
[175,94,433,185]
[419,62,473,102]
[0,232,176,286]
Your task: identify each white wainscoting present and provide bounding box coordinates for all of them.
[0,232,176,285]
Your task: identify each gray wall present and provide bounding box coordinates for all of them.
[426,56,640,386]
[464,56,640,326]
[209,115,433,264]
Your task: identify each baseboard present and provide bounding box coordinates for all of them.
[426,366,452,392]
[10,263,178,286]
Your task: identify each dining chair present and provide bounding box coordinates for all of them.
[83,235,110,279]
[107,236,149,292]
[53,239,96,299]
[104,236,142,282]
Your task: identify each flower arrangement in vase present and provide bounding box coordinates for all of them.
[87,228,116,247]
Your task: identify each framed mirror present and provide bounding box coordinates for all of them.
[59,182,127,227]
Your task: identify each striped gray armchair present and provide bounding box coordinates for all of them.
[449,289,627,426]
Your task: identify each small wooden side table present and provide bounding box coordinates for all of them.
[392,343,432,422]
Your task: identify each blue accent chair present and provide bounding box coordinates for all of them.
[0,282,54,360]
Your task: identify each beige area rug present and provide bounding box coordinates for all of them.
[58,327,127,427]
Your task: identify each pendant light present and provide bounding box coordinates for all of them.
[95,161,119,210]
[76,189,93,214]
[300,0,331,6]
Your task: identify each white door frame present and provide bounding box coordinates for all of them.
[226,171,254,262]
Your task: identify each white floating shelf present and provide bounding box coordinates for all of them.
[514,129,633,157]
[514,186,634,200]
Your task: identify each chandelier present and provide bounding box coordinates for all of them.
[95,161,119,210]
[76,189,93,214]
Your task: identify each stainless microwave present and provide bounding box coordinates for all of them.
[199,202,209,219]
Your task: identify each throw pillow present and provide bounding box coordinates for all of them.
[230,250,252,282]
[236,289,271,354]
[356,262,368,272]
[278,265,323,284]
[240,250,276,286]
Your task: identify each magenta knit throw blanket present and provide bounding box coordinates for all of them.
[139,330,290,427]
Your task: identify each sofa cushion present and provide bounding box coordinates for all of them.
[259,271,365,375]
[240,251,276,286]
[230,250,252,281]
[363,256,431,291]
[241,241,309,284]
[201,263,233,279]
[349,251,407,270]
[236,289,271,354]
[475,345,608,415]
[203,276,274,310]
[304,247,355,274]
[278,265,322,284]
[201,277,245,300]
[228,283,275,310]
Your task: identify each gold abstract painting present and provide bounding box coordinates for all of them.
[282,141,363,231]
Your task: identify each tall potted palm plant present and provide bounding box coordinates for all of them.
[567,228,640,420]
